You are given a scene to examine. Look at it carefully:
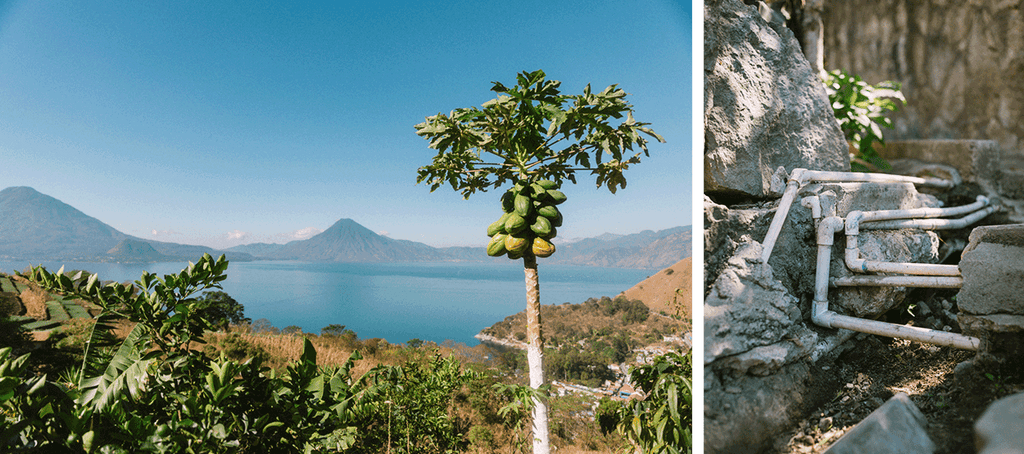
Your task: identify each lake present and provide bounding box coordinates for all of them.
[0,260,655,345]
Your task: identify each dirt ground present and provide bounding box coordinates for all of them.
[771,289,1024,454]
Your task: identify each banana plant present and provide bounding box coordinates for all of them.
[416,69,663,454]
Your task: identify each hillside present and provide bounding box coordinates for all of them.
[547,226,691,269]
[620,257,692,319]
[0,187,251,262]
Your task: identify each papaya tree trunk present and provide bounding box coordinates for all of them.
[523,254,550,454]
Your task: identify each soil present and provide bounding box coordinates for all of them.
[771,288,1024,454]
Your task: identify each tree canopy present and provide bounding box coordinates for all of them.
[415,69,664,198]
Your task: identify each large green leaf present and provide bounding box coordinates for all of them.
[78,321,152,413]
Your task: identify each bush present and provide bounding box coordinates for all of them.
[823,69,905,172]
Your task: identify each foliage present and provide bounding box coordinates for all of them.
[823,69,906,172]
[608,351,693,454]
[196,291,250,331]
[1,254,476,453]
[415,69,663,197]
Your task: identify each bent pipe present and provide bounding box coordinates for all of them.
[761,168,956,263]
[861,205,999,230]
[813,216,980,351]
[832,275,963,288]
[842,200,996,277]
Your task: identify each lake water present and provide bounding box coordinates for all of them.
[0,260,655,345]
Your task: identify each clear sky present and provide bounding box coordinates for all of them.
[0,0,692,250]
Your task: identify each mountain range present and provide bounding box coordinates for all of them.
[0,186,690,268]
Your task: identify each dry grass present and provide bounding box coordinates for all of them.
[16,279,49,319]
[620,257,691,319]
[203,331,379,376]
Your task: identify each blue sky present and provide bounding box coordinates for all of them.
[0,0,692,249]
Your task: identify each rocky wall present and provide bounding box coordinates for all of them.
[821,0,1024,158]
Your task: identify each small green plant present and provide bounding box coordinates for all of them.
[823,69,906,172]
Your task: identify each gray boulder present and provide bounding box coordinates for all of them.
[704,0,848,200]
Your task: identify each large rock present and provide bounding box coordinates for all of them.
[959,224,1024,315]
[823,392,935,454]
[704,241,802,364]
[705,361,816,454]
[704,0,848,200]
[975,392,1024,454]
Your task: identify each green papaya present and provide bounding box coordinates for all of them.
[487,233,508,257]
[501,192,515,213]
[504,213,527,234]
[537,205,560,220]
[504,234,530,254]
[487,213,511,236]
[530,183,546,198]
[547,190,567,205]
[550,211,563,227]
[507,248,524,260]
[530,215,552,237]
[537,179,559,190]
[514,194,533,217]
[543,227,557,240]
[532,237,556,258]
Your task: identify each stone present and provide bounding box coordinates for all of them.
[705,361,816,454]
[958,225,1024,315]
[822,392,935,454]
[975,392,1024,454]
[704,242,803,364]
[876,141,1001,191]
[704,0,848,200]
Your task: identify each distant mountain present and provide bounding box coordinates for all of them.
[106,239,176,263]
[225,242,285,257]
[267,218,441,262]
[228,221,691,268]
[0,186,253,262]
[547,226,691,269]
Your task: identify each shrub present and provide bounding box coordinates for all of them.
[823,69,906,172]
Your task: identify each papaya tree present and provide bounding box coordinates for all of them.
[415,69,663,454]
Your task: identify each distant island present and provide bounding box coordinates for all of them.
[0,186,690,268]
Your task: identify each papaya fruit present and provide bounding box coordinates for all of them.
[530,215,552,237]
[537,205,559,220]
[507,248,524,260]
[501,192,515,213]
[547,190,567,205]
[550,211,563,227]
[514,194,532,217]
[504,234,530,254]
[487,213,511,236]
[537,179,558,190]
[532,237,556,258]
[487,233,508,257]
[530,183,546,198]
[543,226,557,240]
[504,213,527,234]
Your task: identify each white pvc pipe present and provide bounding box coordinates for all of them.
[832,275,963,288]
[761,176,803,263]
[812,214,980,351]
[855,196,990,223]
[760,168,956,263]
[813,217,845,327]
[862,205,998,230]
[823,313,979,351]
[798,169,954,188]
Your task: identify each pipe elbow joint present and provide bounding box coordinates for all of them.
[817,216,844,246]
[845,211,863,236]
[812,307,835,328]
[790,168,807,185]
